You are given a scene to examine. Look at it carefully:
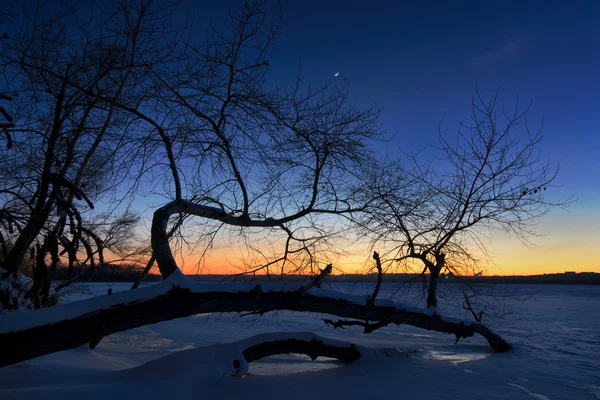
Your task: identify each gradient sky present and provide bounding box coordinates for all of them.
[169,0,599,275]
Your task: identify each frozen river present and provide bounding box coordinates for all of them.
[64,281,600,380]
[2,281,599,399]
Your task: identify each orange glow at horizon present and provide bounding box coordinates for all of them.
[172,212,599,276]
[175,240,599,276]
[142,206,596,277]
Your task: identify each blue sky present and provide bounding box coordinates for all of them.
[189,0,599,198]
[8,0,596,273]
[179,0,599,273]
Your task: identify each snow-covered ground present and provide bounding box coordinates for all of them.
[1,282,598,399]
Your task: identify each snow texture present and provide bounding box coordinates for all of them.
[0,282,598,399]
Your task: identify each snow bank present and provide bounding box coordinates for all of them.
[120,331,400,381]
[0,268,34,313]
[2,282,598,400]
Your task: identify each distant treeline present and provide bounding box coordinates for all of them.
[48,265,600,285]
[450,273,600,285]
[330,272,600,285]
[48,264,162,283]
[184,273,600,285]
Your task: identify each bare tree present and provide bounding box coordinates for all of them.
[117,0,383,283]
[360,90,568,314]
[0,2,514,367]
[0,0,179,305]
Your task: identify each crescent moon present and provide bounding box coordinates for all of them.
[334,72,339,77]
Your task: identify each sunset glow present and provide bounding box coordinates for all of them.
[1,1,599,397]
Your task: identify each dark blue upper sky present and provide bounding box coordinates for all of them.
[190,0,599,205]
[17,0,595,202]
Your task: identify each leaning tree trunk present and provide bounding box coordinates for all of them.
[0,200,511,367]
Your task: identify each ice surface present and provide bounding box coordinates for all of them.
[0,282,598,399]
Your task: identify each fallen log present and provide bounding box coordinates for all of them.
[121,332,368,380]
[241,333,362,365]
[0,275,510,367]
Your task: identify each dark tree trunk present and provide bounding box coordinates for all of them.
[426,254,445,309]
[30,244,48,310]
[426,267,440,309]
[2,219,43,274]
[1,197,57,275]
